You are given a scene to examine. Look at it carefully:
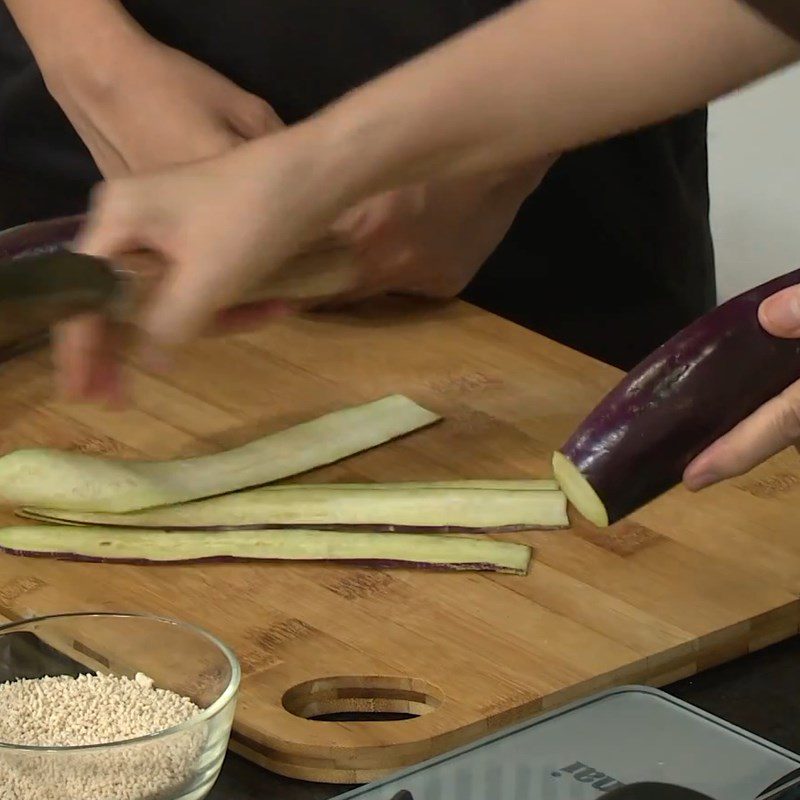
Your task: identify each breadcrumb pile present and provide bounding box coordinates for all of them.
[0,672,204,800]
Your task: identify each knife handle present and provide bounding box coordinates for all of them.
[111,237,360,320]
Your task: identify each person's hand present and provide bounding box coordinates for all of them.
[56,133,333,403]
[684,284,800,490]
[39,14,284,404]
[316,159,553,306]
[42,25,280,177]
[56,127,553,405]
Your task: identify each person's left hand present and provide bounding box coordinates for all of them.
[684,283,800,490]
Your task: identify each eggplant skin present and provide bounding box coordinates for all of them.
[0,548,524,574]
[18,518,548,533]
[137,523,542,533]
[559,266,800,525]
[0,215,84,258]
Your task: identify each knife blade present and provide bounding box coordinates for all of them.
[0,242,358,354]
[0,250,118,351]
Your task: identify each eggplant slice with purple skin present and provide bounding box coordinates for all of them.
[554,267,800,527]
[19,482,568,532]
[0,526,533,575]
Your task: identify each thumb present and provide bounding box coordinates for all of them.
[759,285,800,338]
[72,185,142,259]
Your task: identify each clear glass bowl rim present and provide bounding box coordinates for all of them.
[0,611,241,753]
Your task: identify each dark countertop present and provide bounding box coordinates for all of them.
[209,635,800,799]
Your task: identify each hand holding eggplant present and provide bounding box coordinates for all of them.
[683,284,800,491]
[554,268,800,527]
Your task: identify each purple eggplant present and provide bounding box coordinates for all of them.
[553,267,800,527]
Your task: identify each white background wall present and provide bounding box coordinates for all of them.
[709,64,800,301]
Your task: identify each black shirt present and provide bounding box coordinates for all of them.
[743,0,800,40]
[0,1,716,369]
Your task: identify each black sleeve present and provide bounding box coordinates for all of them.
[741,1,800,41]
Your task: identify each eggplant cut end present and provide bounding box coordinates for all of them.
[552,451,609,528]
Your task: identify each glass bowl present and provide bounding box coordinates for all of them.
[0,612,240,800]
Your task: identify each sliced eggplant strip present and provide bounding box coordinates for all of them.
[20,484,568,532]
[0,526,532,574]
[261,480,560,491]
[0,395,439,513]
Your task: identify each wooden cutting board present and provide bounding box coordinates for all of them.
[0,298,798,784]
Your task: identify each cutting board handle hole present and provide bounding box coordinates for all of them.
[282,675,444,723]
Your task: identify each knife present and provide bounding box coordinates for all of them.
[0,240,359,354]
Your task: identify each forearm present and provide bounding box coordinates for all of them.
[4,0,143,79]
[304,0,800,205]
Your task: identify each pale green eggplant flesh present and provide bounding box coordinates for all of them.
[0,395,440,513]
[0,526,532,574]
[261,480,559,491]
[20,484,567,532]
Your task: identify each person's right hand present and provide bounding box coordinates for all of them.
[56,133,553,405]
[55,133,328,402]
[683,284,800,490]
[42,24,281,178]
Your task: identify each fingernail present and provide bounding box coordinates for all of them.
[761,290,800,335]
[683,454,722,491]
[684,471,719,492]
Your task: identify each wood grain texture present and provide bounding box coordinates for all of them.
[1,297,798,783]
